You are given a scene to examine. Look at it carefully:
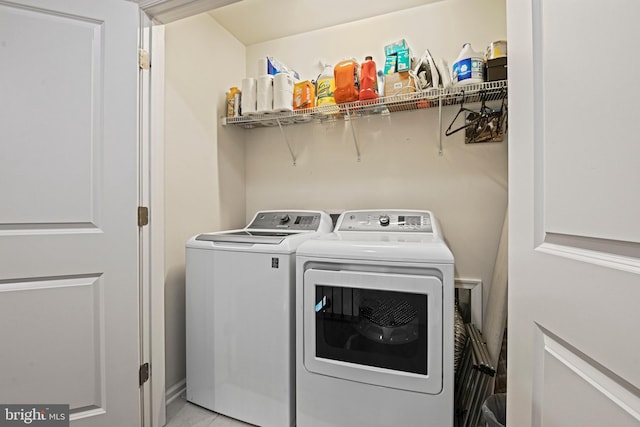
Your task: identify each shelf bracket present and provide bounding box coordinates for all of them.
[344,105,361,162]
[276,118,297,166]
[438,90,443,156]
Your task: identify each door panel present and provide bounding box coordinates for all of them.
[0,276,104,411]
[0,4,101,226]
[533,328,640,426]
[0,1,140,425]
[509,0,640,426]
[537,1,640,244]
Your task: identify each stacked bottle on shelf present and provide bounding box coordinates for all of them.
[313,56,380,113]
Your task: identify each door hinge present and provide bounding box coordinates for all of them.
[139,362,150,386]
[138,49,150,70]
[138,206,149,227]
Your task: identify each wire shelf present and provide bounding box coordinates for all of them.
[223,80,507,128]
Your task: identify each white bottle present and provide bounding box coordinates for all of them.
[452,43,485,86]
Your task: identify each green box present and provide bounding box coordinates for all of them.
[384,39,409,56]
[396,49,412,72]
[384,55,397,74]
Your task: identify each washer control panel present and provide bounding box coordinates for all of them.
[337,210,433,232]
[247,211,325,230]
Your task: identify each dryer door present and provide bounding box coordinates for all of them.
[303,268,443,394]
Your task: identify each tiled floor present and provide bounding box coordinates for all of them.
[165,396,255,427]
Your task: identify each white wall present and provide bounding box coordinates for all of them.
[164,13,246,392]
[245,0,506,83]
[242,0,507,312]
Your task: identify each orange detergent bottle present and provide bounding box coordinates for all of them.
[333,58,359,104]
[358,56,379,101]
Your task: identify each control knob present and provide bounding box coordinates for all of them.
[280,214,290,223]
[379,214,390,227]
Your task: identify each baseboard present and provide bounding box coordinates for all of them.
[165,378,186,405]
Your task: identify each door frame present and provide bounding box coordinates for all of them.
[139,15,166,427]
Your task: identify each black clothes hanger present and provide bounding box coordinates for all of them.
[466,90,493,141]
[466,88,508,143]
[445,91,479,136]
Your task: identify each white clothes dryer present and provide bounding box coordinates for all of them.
[295,210,455,427]
[186,210,333,427]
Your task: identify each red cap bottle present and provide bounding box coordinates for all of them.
[359,56,379,101]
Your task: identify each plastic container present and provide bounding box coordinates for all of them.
[359,56,379,101]
[334,58,359,104]
[487,40,507,60]
[294,80,315,110]
[226,86,241,117]
[452,43,485,86]
[316,64,336,106]
[481,394,506,427]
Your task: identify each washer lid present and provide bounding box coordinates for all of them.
[195,230,298,245]
[187,210,333,252]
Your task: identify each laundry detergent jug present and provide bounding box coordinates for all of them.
[359,56,379,101]
[334,58,359,104]
[316,64,336,106]
[452,43,485,85]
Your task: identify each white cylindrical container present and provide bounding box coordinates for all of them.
[257,57,269,76]
[273,73,294,112]
[256,74,274,114]
[452,43,485,86]
[241,77,257,115]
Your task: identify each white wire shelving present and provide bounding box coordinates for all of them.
[222,80,507,163]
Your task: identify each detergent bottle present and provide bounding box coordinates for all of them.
[226,86,241,117]
[452,43,485,85]
[358,56,379,101]
[316,64,336,106]
[334,58,359,104]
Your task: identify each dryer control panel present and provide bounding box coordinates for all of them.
[337,210,434,232]
[247,211,326,230]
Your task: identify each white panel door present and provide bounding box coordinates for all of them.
[0,0,141,426]
[508,1,640,426]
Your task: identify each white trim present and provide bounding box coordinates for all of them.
[138,10,153,427]
[166,379,187,406]
[138,12,166,427]
[132,0,241,24]
[454,278,483,331]
[150,23,167,427]
[69,408,107,421]
[537,242,640,276]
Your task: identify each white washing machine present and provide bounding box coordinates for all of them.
[186,210,333,427]
[295,210,455,427]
